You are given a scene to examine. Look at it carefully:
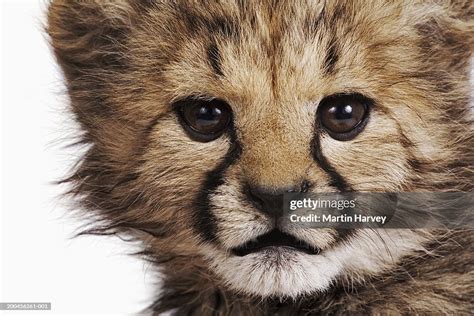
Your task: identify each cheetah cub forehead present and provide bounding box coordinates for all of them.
[48,0,473,313]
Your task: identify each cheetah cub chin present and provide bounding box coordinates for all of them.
[48,0,473,314]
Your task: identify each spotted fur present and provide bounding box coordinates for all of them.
[47,0,473,314]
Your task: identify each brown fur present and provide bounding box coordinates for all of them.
[47,0,473,314]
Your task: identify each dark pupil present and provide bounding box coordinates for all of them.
[189,104,224,133]
[329,104,353,120]
[323,101,364,133]
[197,106,221,125]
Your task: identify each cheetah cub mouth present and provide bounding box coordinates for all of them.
[232,229,321,257]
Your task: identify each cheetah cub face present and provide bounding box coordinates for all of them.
[48,0,473,299]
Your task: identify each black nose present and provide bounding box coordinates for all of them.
[245,181,311,218]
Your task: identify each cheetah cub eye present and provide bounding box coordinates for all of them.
[175,97,232,142]
[318,93,371,141]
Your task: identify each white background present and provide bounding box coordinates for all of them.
[1,1,155,314]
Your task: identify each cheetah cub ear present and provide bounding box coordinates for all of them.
[46,0,146,81]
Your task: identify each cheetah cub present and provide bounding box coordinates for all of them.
[48,0,473,314]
